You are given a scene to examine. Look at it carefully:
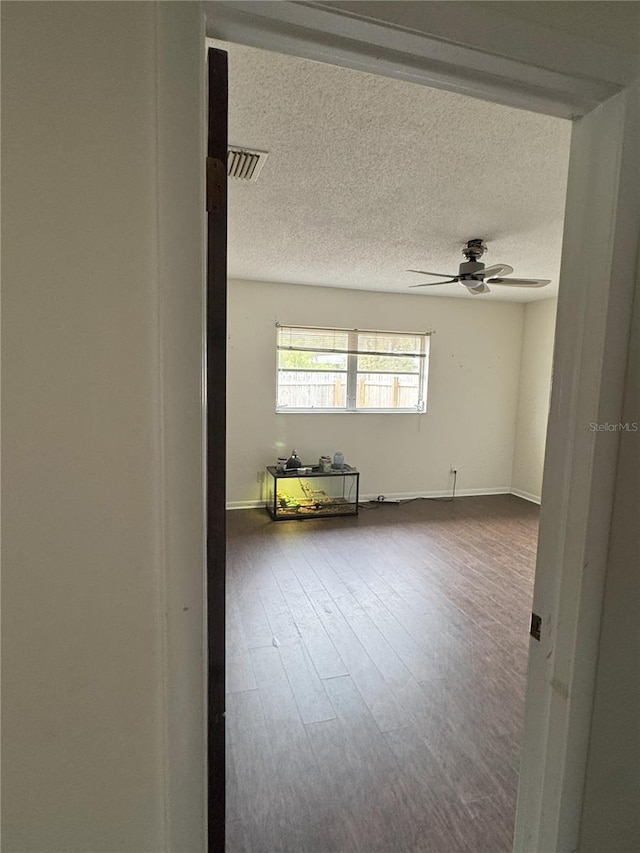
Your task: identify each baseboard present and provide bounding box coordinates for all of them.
[510,488,542,505]
[226,487,511,511]
[226,500,265,510]
[360,487,511,503]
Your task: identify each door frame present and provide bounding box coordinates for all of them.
[206,46,228,853]
[206,3,640,850]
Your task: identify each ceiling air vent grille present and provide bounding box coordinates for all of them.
[227,147,268,182]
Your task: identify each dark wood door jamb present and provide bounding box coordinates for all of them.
[206,46,228,853]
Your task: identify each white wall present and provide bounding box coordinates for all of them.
[478,1,640,56]
[511,298,557,502]
[155,4,207,850]
[1,3,205,851]
[227,279,524,505]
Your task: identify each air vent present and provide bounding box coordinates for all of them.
[227,146,268,182]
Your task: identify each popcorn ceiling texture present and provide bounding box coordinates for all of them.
[223,40,571,302]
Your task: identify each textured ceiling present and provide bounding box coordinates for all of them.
[220,39,572,301]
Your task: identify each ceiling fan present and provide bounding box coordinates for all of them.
[408,239,551,295]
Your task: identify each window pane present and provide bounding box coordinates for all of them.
[357,353,420,374]
[356,373,420,409]
[277,371,347,409]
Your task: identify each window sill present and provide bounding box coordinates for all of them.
[275,408,426,415]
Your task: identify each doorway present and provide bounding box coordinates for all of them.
[205,6,640,852]
[213,33,565,853]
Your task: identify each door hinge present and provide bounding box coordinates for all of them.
[206,156,225,212]
[530,612,542,641]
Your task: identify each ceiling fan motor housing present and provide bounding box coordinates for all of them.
[459,259,485,280]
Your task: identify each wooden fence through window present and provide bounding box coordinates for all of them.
[278,372,418,409]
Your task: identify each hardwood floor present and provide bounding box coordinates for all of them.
[226,494,538,852]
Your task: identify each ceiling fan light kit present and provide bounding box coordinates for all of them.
[408,239,551,295]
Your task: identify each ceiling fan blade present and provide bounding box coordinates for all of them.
[407,269,457,278]
[410,278,459,288]
[479,264,514,279]
[487,277,551,287]
[466,282,490,295]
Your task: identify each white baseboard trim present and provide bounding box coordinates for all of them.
[226,487,512,511]
[510,488,542,505]
[360,487,511,503]
[226,499,265,510]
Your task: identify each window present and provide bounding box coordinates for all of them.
[276,325,430,413]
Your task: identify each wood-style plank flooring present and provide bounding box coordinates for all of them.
[226,494,538,852]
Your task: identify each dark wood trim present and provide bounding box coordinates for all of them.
[206,46,228,853]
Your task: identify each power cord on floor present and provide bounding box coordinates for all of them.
[424,468,457,503]
[358,470,457,509]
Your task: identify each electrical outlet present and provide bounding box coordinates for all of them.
[450,464,457,474]
[257,470,265,483]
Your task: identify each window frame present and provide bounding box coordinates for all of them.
[275,324,431,414]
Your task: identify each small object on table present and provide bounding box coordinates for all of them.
[286,450,302,469]
[319,455,332,473]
